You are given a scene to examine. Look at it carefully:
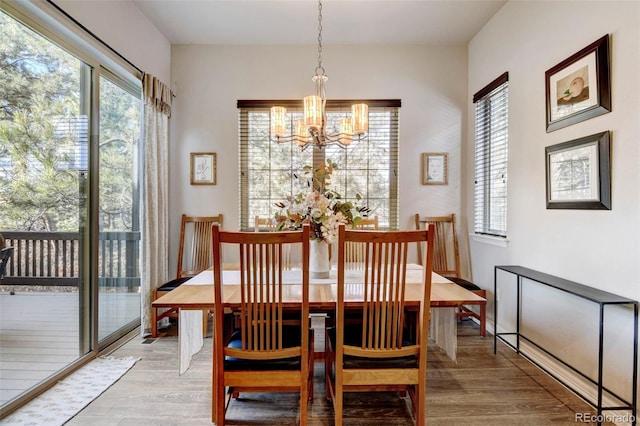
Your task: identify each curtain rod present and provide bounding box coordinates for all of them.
[47,0,143,75]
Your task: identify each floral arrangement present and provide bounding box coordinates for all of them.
[275,161,369,243]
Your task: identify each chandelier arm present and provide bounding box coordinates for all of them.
[273,132,366,150]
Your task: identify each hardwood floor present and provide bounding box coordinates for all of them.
[68,320,607,425]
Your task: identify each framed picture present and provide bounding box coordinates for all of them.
[545,34,610,132]
[545,131,610,210]
[421,152,448,185]
[190,152,216,185]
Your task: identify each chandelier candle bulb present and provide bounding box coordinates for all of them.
[304,95,323,129]
[352,103,368,135]
[270,106,288,138]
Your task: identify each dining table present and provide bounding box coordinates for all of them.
[152,264,486,374]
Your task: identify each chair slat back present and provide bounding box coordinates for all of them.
[345,216,379,268]
[177,214,223,278]
[212,225,310,354]
[353,216,379,230]
[282,242,302,271]
[237,241,287,351]
[337,224,434,352]
[0,247,14,280]
[414,213,460,277]
[255,216,302,270]
[254,216,277,232]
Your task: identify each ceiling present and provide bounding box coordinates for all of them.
[131,0,507,46]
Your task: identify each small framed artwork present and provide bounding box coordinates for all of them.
[545,34,611,132]
[545,131,610,210]
[190,152,216,185]
[421,152,448,185]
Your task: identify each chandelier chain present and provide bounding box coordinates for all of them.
[316,0,324,75]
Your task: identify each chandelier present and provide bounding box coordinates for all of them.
[270,0,368,150]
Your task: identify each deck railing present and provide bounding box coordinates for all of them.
[1,231,140,290]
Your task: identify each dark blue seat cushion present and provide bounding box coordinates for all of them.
[327,325,418,369]
[157,276,192,292]
[224,325,311,371]
[447,276,482,292]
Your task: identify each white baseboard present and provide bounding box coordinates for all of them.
[488,320,635,426]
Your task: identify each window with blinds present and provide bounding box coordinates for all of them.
[237,100,400,231]
[473,73,509,237]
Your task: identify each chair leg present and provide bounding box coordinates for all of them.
[456,289,487,337]
[213,375,226,425]
[151,291,178,338]
[300,373,308,426]
[325,332,333,401]
[477,290,487,337]
[415,357,427,426]
[202,309,209,337]
[334,382,343,426]
[326,326,342,425]
[151,290,158,337]
[415,382,425,426]
[309,331,315,400]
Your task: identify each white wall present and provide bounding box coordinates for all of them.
[55,0,171,82]
[468,0,640,412]
[169,44,468,271]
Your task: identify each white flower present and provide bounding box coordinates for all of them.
[310,208,323,220]
[321,211,349,243]
[315,196,330,211]
[275,163,366,242]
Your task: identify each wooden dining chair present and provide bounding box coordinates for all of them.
[414,213,486,336]
[254,215,276,232]
[151,213,223,337]
[354,215,378,230]
[255,216,303,270]
[325,223,435,426]
[211,224,313,425]
[0,246,14,280]
[343,215,379,269]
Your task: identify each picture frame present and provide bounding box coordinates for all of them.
[190,152,216,185]
[421,152,448,185]
[545,34,610,132]
[545,131,610,210]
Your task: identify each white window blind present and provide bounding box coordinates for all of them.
[473,73,509,237]
[237,100,400,231]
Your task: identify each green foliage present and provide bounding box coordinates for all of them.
[0,13,81,231]
[0,11,140,232]
[98,78,140,231]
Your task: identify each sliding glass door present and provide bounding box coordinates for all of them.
[0,7,142,414]
[98,73,141,342]
[0,9,92,408]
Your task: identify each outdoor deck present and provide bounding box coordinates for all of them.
[0,290,140,405]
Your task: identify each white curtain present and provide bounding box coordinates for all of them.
[141,73,173,335]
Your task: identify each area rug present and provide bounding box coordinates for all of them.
[0,356,139,425]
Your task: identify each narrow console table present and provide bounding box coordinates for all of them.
[494,265,637,425]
